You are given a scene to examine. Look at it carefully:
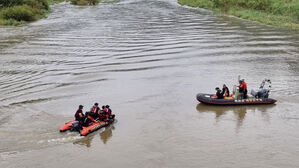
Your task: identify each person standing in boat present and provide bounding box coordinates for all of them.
[211,87,224,99]
[221,84,230,97]
[239,79,248,99]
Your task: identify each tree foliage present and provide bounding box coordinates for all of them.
[0,0,24,8]
[0,0,50,23]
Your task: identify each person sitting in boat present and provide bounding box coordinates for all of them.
[100,105,113,121]
[221,84,230,97]
[105,105,115,120]
[211,87,224,99]
[72,105,85,131]
[98,105,107,121]
[91,103,100,113]
[89,102,100,120]
[74,105,84,122]
[103,105,109,121]
[239,79,248,99]
[82,103,100,126]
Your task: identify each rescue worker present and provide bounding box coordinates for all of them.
[91,103,100,113]
[239,79,248,99]
[101,105,106,111]
[105,105,112,116]
[212,87,224,99]
[242,79,248,98]
[106,105,115,121]
[102,105,109,121]
[98,105,106,121]
[89,102,100,120]
[73,105,84,131]
[221,84,230,97]
[74,105,84,122]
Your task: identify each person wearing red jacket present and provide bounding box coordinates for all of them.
[97,105,105,121]
[90,103,100,113]
[239,79,248,99]
[89,102,100,120]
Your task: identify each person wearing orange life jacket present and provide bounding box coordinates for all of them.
[100,105,112,122]
[87,102,100,122]
[102,106,109,121]
[98,105,106,121]
[239,79,248,99]
[91,103,100,113]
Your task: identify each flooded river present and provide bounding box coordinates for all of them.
[1,0,299,167]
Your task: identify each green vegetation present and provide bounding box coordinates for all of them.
[178,0,299,31]
[0,0,63,26]
[0,0,115,26]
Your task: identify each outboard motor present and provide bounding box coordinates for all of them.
[251,79,272,98]
[70,121,81,132]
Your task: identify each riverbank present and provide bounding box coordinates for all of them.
[0,0,64,26]
[0,0,107,26]
[178,0,299,31]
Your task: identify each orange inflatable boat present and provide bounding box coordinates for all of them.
[60,118,115,136]
[80,120,108,136]
[60,120,75,132]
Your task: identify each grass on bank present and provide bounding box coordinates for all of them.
[0,0,119,26]
[0,0,64,26]
[178,0,299,31]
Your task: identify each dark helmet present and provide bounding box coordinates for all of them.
[79,105,84,109]
[102,105,105,109]
[106,105,110,108]
[94,103,99,106]
[215,87,220,90]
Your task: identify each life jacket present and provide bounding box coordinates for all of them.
[239,83,244,92]
[243,82,247,90]
[101,108,108,118]
[91,106,99,113]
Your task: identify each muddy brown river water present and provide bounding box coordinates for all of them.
[1,0,299,167]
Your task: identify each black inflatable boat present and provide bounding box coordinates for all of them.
[196,93,277,105]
